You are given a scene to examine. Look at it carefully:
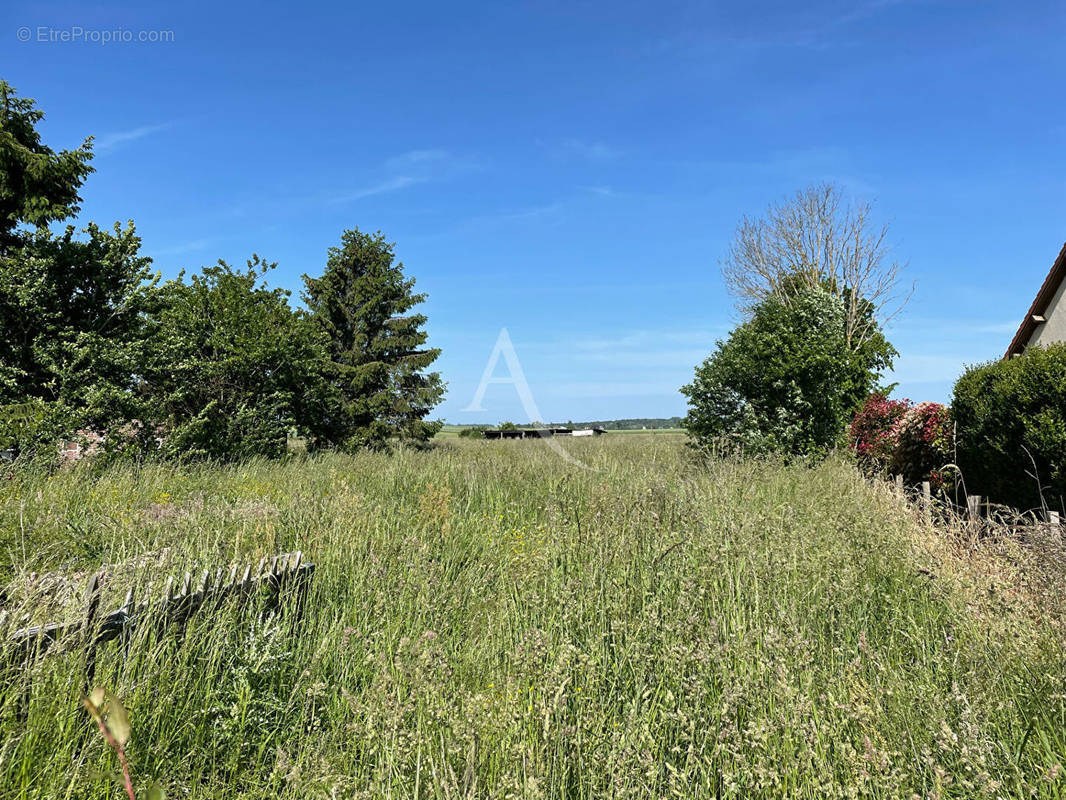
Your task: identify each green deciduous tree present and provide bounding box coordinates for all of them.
[142,257,328,460]
[303,228,444,449]
[681,286,895,457]
[0,223,158,410]
[0,82,158,451]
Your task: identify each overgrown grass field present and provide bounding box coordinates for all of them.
[0,437,1064,798]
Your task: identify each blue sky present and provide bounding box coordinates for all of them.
[5,0,1064,423]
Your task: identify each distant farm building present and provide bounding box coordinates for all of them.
[482,427,606,440]
[1006,241,1066,357]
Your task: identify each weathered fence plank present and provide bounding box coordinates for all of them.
[5,552,314,666]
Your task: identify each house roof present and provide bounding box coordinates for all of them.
[1005,241,1066,358]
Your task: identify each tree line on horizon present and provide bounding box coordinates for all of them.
[0,80,445,461]
[453,417,683,431]
[552,417,683,430]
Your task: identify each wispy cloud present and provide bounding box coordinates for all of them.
[650,0,918,56]
[210,147,476,221]
[834,0,915,27]
[568,329,724,368]
[461,182,625,230]
[329,148,477,204]
[559,139,622,160]
[649,28,827,56]
[94,122,173,153]
[330,175,425,203]
[383,149,451,170]
[496,203,564,222]
[148,238,214,258]
[464,202,565,228]
[580,185,618,197]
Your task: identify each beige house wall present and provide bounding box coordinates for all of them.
[1029,276,1066,348]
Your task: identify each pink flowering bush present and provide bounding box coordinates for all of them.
[849,393,909,470]
[890,402,954,488]
[849,394,954,488]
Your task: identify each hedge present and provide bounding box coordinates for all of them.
[952,343,1066,513]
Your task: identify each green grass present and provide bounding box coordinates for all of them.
[433,424,465,438]
[0,436,1063,798]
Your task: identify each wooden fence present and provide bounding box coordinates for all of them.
[889,474,1063,529]
[3,551,314,691]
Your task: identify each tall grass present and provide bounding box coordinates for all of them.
[0,436,1063,798]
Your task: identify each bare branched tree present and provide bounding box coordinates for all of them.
[722,183,912,349]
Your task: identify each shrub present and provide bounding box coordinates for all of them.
[682,287,895,457]
[890,401,953,488]
[848,395,954,488]
[457,426,486,439]
[142,258,331,461]
[849,393,909,470]
[953,344,1066,512]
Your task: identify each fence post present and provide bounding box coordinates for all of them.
[894,474,903,494]
[195,568,211,613]
[82,572,103,693]
[1049,510,1060,528]
[922,481,931,524]
[967,495,982,522]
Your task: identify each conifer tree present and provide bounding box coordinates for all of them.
[0,80,94,253]
[303,228,444,448]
